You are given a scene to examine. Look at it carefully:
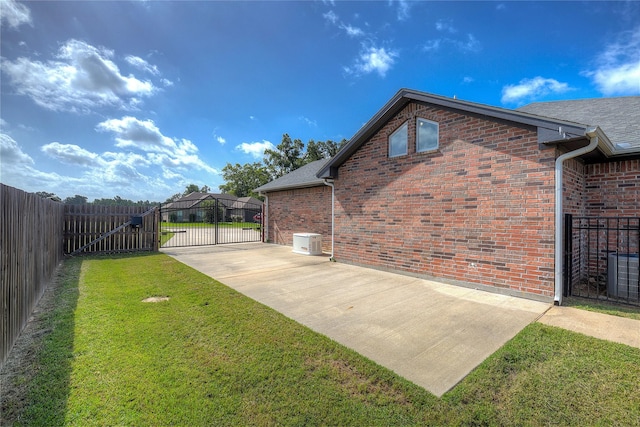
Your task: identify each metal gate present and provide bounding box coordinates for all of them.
[159,197,262,248]
[564,215,640,306]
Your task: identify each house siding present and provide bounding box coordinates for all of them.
[333,102,557,298]
[266,185,332,252]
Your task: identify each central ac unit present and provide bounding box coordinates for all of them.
[293,233,322,255]
[607,253,639,300]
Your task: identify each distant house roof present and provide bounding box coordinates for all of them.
[255,159,329,193]
[163,192,238,209]
[517,97,640,155]
[317,88,613,178]
[231,196,262,209]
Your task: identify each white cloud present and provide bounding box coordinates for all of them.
[236,140,275,159]
[1,39,158,113]
[216,136,226,145]
[501,76,572,105]
[96,116,218,175]
[0,0,32,29]
[323,10,339,25]
[345,46,397,78]
[341,24,364,37]
[300,116,317,127]
[436,20,457,34]
[462,76,474,84]
[423,34,481,53]
[125,55,159,75]
[41,142,101,167]
[389,0,411,21]
[97,116,177,153]
[584,27,640,96]
[0,133,34,165]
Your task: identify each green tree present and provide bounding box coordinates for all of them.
[304,139,346,163]
[264,133,305,179]
[63,195,88,205]
[219,162,270,199]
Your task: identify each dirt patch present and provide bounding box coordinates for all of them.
[142,296,170,303]
[0,262,68,425]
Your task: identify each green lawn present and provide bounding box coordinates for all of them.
[8,254,640,426]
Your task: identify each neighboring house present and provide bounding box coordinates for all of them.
[230,196,263,222]
[162,192,239,222]
[256,89,640,304]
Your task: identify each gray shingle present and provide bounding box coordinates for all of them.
[518,97,640,150]
[254,159,329,193]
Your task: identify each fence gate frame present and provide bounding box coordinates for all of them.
[564,214,640,306]
[159,197,263,248]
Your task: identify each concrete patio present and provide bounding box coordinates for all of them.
[162,243,552,396]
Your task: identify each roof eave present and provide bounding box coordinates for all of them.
[317,88,592,178]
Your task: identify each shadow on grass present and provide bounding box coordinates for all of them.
[8,257,82,425]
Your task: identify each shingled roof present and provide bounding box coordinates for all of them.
[254,159,329,193]
[518,97,640,154]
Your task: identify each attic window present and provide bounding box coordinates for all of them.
[389,122,408,157]
[417,118,438,152]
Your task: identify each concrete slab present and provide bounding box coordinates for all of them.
[162,243,551,397]
[539,306,640,349]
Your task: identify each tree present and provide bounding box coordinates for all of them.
[165,193,182,204]
[219,162,270,199]
[304,139,346,163]
[264,134,305,179]
[183,184,200,196]
[201,200,224,224]
[63,195,88,205]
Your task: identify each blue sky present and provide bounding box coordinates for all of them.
[1,0,639,202]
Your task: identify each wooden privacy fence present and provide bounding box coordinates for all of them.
[64,205,159,255]
[1,184,65,366]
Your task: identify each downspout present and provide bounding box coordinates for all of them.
[323,179,335,261]
[554,129,599,305]
[259,192,268,243]
[264,194,268,243]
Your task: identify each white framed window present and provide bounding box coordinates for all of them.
[389,122,408,157]
[417,118,438,152]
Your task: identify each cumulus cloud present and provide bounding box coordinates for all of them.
[584,27,640,95]
[345,46,397,78]
[41,142,101,167]
[0,0,32,29]
[0,133,34,165]
[216,136,226,145]
[96,116,217,175]
[323,10,339,25]
[501,76,572,105]
[236,140,275,159]
[1,39,158,113]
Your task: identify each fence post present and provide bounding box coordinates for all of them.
[563,213,573,298]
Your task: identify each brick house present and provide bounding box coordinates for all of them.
[256,89,640,304]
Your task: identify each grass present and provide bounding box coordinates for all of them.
[7,254,640,426]
[563,296,640,321]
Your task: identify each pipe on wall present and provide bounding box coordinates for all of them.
[554,129,600,305]
[323,179,335,260]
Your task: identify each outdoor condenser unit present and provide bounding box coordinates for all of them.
[292,233,323,256]
[607,253,639,300]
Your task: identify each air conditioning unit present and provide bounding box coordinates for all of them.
[293,233,323,256]
[607,253,639,300]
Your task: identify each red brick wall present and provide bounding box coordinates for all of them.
[563,158,586,216]
[265,185,332,252]
[333,102,557,298]
[585,160,640,216]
